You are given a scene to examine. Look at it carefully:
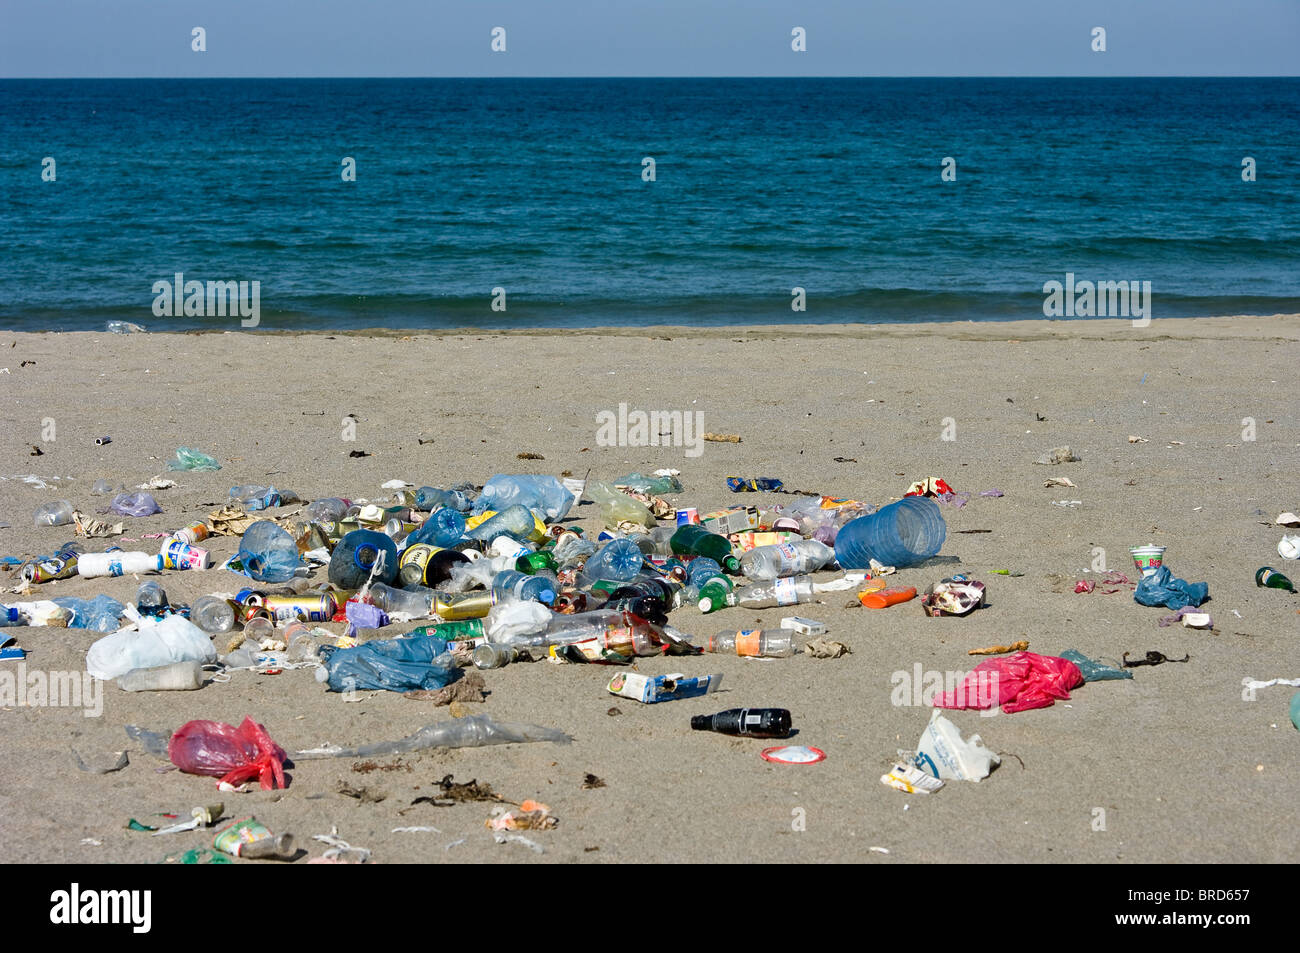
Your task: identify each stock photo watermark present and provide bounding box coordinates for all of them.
[891,663,1000,716]
[0,664,103,718]
[1043,273,1151,326]
[152,273,260,327]
[595,403,704,457]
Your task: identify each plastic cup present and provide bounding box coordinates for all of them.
[1129,545,1166,578]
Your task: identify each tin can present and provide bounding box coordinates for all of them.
[384,518,420,538]
[408,618,486,641]
[21,553,79,584]
[434,591,496,621]
[94,436,112,446]
[676,507,700,526]
[160,538,211,570]
[259,593,338,624]
[170,521,210,545]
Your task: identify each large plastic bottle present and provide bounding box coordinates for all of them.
[491,569,558,606]
[236,521,303,583]
[741,539,836,580]
[415,487,472,513]
[576,538,644,587]
[670,525,741,574]
[706,629,795,658]
[85,614,218,681]
[190,595,235,634]
[406,507,467,548]
[367,582,439,617]
[329,529,398,589]
[536,608,662,658]
[834,497,946,569]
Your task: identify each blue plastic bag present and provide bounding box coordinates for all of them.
[471,475,574,522]
[52,595,126,632]
[234,520,302,583]
[317,636,456,693]
[1134,565,1209,611]
[1060,648,1132,682]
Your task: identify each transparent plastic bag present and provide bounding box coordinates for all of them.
[168,447,222,471]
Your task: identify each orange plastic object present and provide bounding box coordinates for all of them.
[858,586,918,609]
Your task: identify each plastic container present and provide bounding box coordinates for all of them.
[466,505,539,544]
[740,539,836,580]
[85,614,218,680]
[406,507,467,548]
[51,595,127,632]
[236,521,302,583]
[191,595,236,633]
[834,497,946,569]
[367,582,437,617]
[859,586,917,609]
[33,501,75,527]
[720,576,816,610]
[329,529,398,589]
[136,580,168,612]
[414,487,472,513]
[691,708,792,738]
[117,660,206,692]
[707,629,795,658]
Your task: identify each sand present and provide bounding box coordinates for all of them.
[0,314,1297,864]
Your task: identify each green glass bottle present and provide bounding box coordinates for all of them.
[1255,567,1296,592]
[516,550,558,575]
[670,524,741,574]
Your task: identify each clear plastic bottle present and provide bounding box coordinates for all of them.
[472,474,575,522]
[536,608,663,658]
[0,605,21,626]
[367,582,439,617]
[136,580,169,612]
[33,501,75,527]
[191,595,235,634]
[415,487,472,513]
[722,576,817,609]
[472,642,534,669]
[116,660,206,692]
[329,529,398,589]
[466,505,538,544]
[706,629,795,658]
[491,569,558,606]
[576,537,644,587]
[406,507,467,548]
[740,539,836,580]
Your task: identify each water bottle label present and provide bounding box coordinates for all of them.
[777,542,799,560]
[774,577,798,605]
[109,560,124,576]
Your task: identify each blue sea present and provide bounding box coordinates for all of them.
[2,78,1298,331]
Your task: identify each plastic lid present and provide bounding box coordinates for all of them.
[698,596,714,613]
[761,746,826,765]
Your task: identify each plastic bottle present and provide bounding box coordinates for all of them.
[741,539,836,580]
[535,608,666,658]
[367,582,438,617]
[670,525,740,574]
[106,320,146,333]
[303,497,349,522]
[721,576,817,610]
[116,660,206,692]
[576,538,644,587]
[329,530,398,589]
[696,574,735,614]
[1255,567,1296,592]
[491,569,557,606]
[466,505,539,544]
[236,521,302,583]
[406,507,467,548]
[859,586,917,609]
[691,708,792,738]
[0,605,21,626]
[136,580,169,612]
[473,642,531,670]
[191,596,235,634]
[707,629,795,658]
[516,550,557,575]
[552,532,596,570]
[415,487,472,513]
[85,614,218,680]
[33,501,75,527]
[834,496,946,570]
[77,552,163,578]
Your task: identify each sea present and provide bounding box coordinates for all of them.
[2,77,1298,331]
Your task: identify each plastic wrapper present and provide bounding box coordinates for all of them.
[52,595,125,633]
[913,710,1000,781]
[229,485,299,511]
[316,636,456,693]
[471,475,574,522]
[1060,648,1132,682]
[585,481,655,528]
[104,492,162,517]
[167,447,222,471]
[614,472,683,495]
[289,713,571,760]
[168,716,287,790]
[1134,565,1209,611]
[934,650,1084,714]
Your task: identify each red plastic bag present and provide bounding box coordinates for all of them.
[934,651,1084,714]
[168,716,287,789]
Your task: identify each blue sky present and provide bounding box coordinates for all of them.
[2,0,1296,77]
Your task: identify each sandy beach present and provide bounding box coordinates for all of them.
[0,314,1297,864]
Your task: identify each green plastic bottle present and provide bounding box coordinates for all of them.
[670,525,741,574]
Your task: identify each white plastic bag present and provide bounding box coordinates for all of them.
[913,710,1000,782]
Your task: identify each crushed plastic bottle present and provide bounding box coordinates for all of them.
[33,501,75,527]
[740,539,836,580]
[190,595,235,634]
[835,497,946,569]
[236,521,303,583]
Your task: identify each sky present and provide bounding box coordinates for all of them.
[1,0,1296,78]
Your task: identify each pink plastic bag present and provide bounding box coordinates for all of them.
[168,716,287,789]
[934,651,1084,714]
